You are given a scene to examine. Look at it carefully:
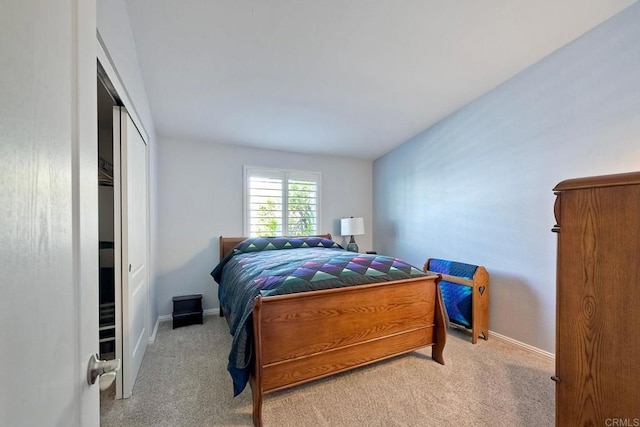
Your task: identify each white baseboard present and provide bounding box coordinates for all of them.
[203,308,219,317]
[148,316,162,344]
[489,330,555,361]
[157,314,172,322]
[148,308,220,344]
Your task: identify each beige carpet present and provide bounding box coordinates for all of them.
[101,316,554,427]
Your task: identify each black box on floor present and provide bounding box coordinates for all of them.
[172,294,203,329]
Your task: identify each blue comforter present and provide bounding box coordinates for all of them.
[211,236,426,395]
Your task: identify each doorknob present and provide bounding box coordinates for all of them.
[87,353,121,391]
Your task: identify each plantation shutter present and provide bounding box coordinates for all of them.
[245,167,321,237]
[287,172,318,236]
[247,169,283,236]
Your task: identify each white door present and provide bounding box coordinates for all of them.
[114,107,149,398]
[0,1,100,426]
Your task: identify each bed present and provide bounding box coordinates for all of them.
[211,234,447,426]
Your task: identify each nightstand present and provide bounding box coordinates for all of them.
[172,294,203,329]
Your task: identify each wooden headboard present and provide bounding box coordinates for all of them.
[219,234,333,261]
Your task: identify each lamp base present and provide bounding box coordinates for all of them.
[346,236,359,253]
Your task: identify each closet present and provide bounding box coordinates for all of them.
[552,171,640,425]
[96,62,150,400]
[98,77,117,361]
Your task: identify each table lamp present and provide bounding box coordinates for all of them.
[340,217,365,252]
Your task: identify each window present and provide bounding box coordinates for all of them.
[244,167,320,237]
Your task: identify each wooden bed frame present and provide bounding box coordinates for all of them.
[218,235,447,426]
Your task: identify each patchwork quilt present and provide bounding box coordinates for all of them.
[427,259,478,328]
[210,236,426,395]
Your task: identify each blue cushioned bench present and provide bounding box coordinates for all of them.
[424,258,489,344]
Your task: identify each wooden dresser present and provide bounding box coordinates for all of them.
[552,172,640,426]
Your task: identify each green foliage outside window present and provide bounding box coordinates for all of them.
[255,200,280,236]
[287,183,315,235]
[253,183,315,236]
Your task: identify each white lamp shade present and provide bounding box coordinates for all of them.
[341,217,365,236]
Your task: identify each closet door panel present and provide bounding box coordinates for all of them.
[115,106,149,399]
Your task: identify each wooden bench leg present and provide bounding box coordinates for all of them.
[471,266,490,344]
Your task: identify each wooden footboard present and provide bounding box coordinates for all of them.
[216,236,446,426]
[250,275,446,426]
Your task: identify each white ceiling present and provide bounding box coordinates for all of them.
[125,0,635,160]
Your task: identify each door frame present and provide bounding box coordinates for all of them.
[97,36,151,175]
[77,1,100,424]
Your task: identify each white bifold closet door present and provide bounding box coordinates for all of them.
[114,106,149,399]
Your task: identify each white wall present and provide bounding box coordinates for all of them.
[97,0,159,329]
[156,139,373,316]
[373,3,640,353]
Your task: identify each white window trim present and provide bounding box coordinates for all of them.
[243,166,322,237]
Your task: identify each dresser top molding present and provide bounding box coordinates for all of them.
[554,171,640,192]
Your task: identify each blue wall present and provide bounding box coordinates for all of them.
[373,3,640,352]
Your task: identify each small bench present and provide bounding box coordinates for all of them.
[424,259,489,344]
[172,294,203,329]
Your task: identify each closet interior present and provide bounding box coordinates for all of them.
[98,76,117,361]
